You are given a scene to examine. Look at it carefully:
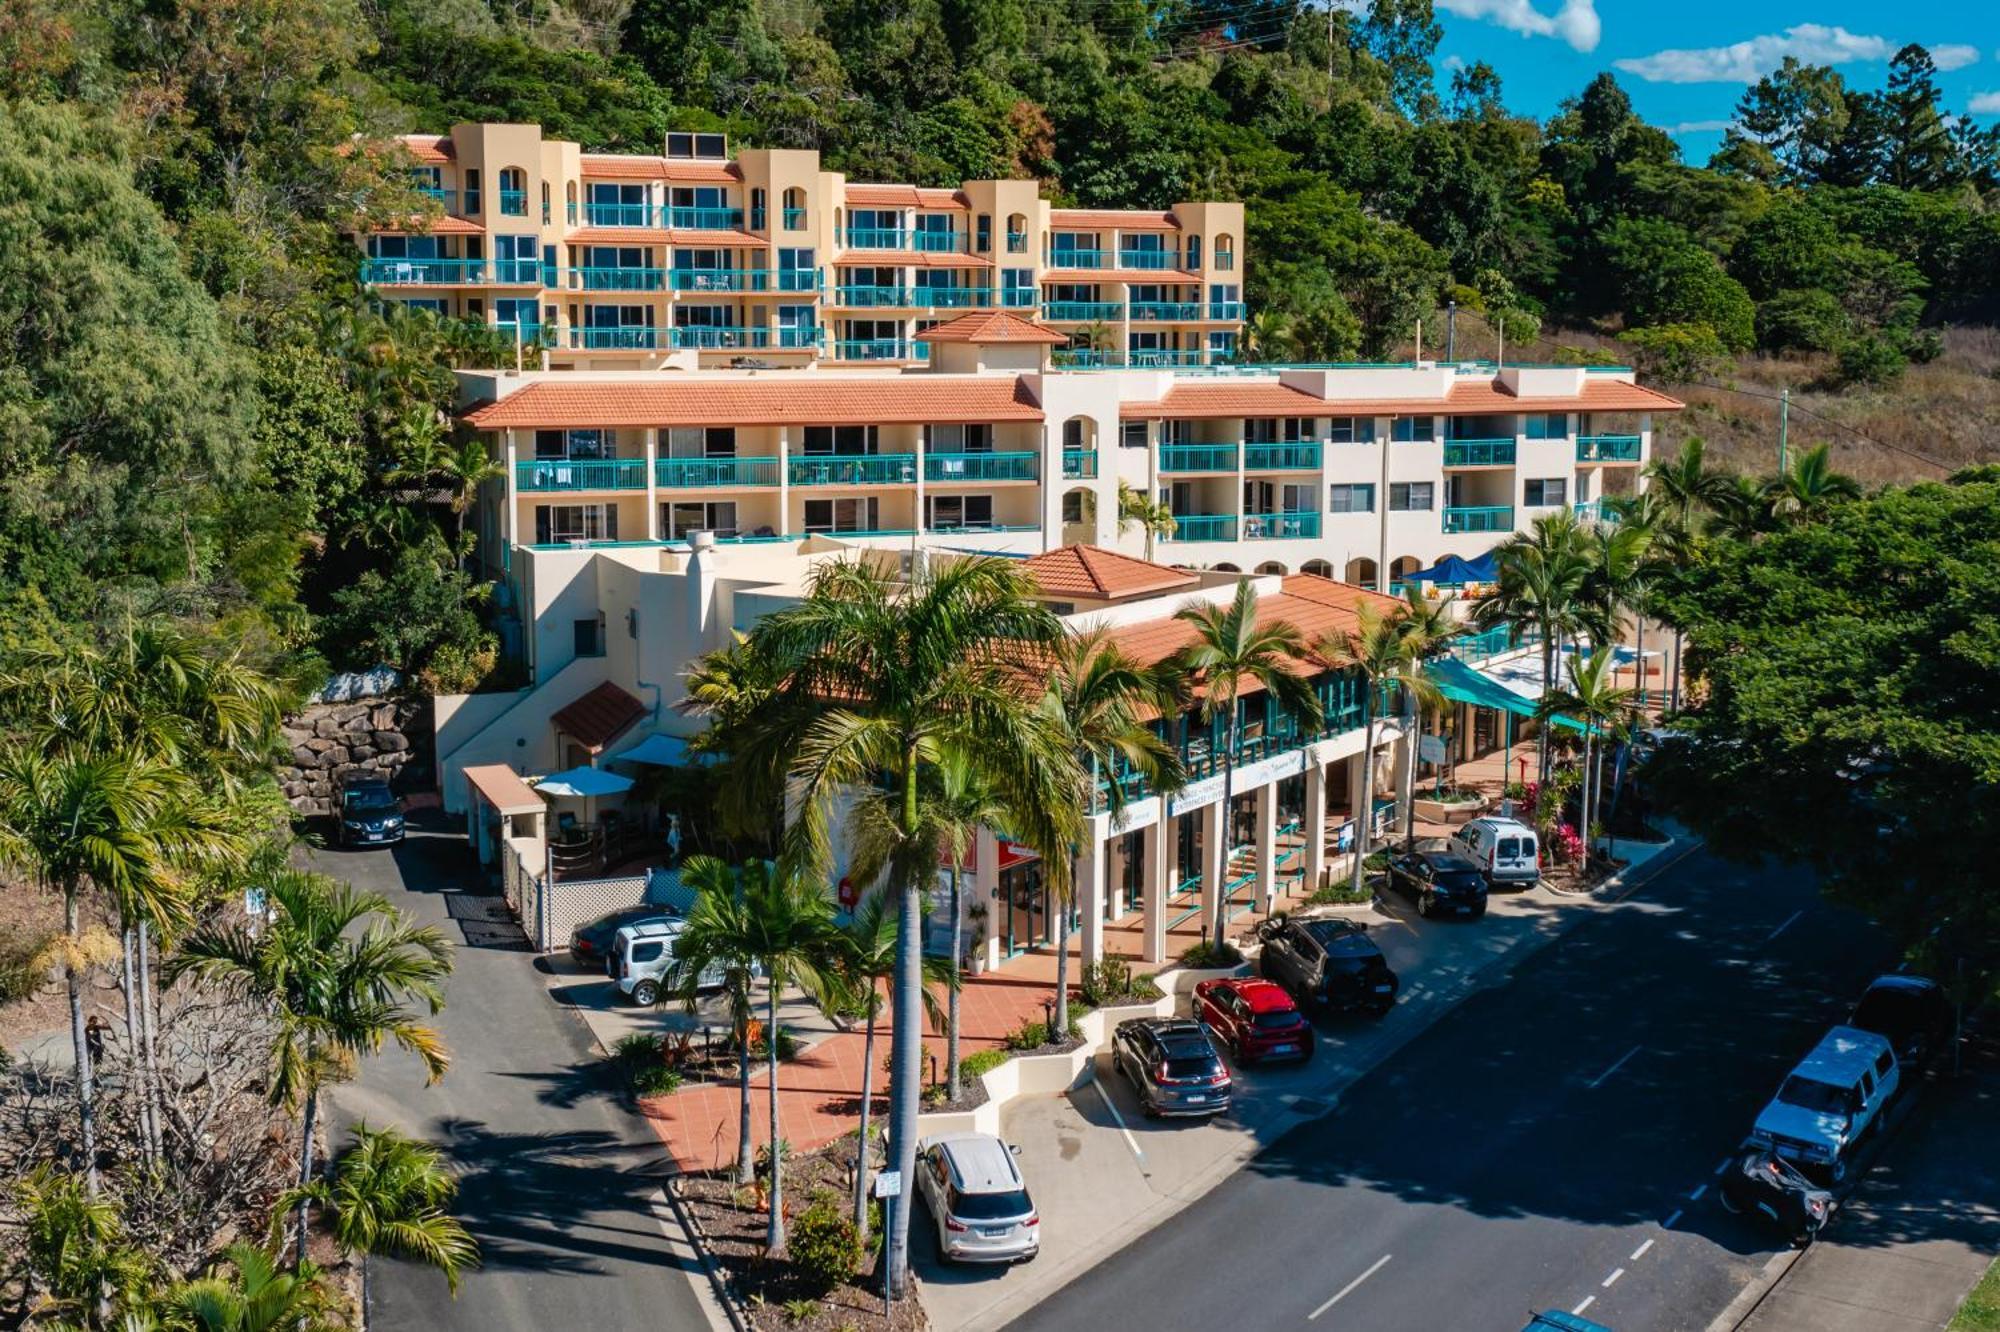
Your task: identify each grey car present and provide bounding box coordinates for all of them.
[915,1133,1040,1264]
[1112,1017,1232,1118]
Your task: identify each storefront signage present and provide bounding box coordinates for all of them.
[996,840,1039,870]
[1109,795,1161,834]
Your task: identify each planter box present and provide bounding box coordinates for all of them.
[1413,793,1487,824]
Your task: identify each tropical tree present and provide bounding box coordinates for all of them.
[387,432,506,569]
[1039,628,1185,1030]
[1535,648,1635,861]
[280,1124,479,1294]
[827,887,951,1244]
[1764,443,1862,523]
[686,555,1083,1297]
[1710,473,1774,542]
[164,870,452,1262]
[1472,511,1602,784]
[1642,436,1737,534]
[922,748,1006,1103]
[12,1164,154,1325]
[1580,522,1657,707]
[1115,481,1176,563]
[1317,604,1439,892]
[166,1244,341,1332]
[1169,582,1322,942]
[1390,588,1455,842]
[663,855,764,1188]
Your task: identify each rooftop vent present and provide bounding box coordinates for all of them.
[666,132,728,161]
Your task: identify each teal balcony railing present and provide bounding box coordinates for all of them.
[498,189,527,216]
[666,206,745,230]
[776,325,822,349]
[516,459,645,491]
[1062,450,1098,479]
[788,454,919,486]
[1128,300,1201,321]
[491,259,542,285]
[1243,442,1321,470]
[1006,231,1028,253]
[777,268,822,292]
[1207,302,1246,320]
[1159,442,1238,472]
[1001,287,1036,308]
[570,327,664,349]
[844,226,907,249]
[832,285,911,308]
[1576,434,1643,462]
[1573,500,1624,525]
[1043,301,1121,322]
[361,258,484,284]
[1049,248,1106,269]
[1125,348,1205,367]
[831,338,914,361]
[571,267,666,291]
[911,229,960,253]
[584,201,652,227]
[1443,438,1517,467]
[1244,512,1320,540]
[494,320,542,345]
[1118,249,1173,270]
[782,206,807,229]
[1165,513,1237,542]
[415,186,457,211]
[911,286,995,309]
[671,267,769,292]
[1443,505,1514,534]
[669,326,767,350]
[656,456,780,488]
[1450,624,1540,663]
[924,452,1037,482]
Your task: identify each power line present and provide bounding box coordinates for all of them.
[1685,380,1956,476]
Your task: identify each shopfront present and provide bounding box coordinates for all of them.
[997,839,1078,955]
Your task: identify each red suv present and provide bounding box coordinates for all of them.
[1193,977,1315,1065]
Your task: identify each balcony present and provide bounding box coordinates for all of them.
[1125,349,1205,367]
[570,327,665,350]
[1006,231,1028,253]
[1043,301,1122,322]
[831,339,916,361]
[788,454,920,486]
[1049,248,1106,270]
[498,189,528,216]
[491,259,543,285]
[516,459,645,491]
[1244,512,1320,540]
[1062,450,1098,479]
[1573,500,1623,525]
[656,456,780,488]
[415,185,457,211]
[495,321,543,345]
[1117,249,1174,270]
[670,326,771,350]
[924,452,1037,482]
[1450,624,1539,663]
[1243,442,1321,471]
[843,227,906,249]
[571,267,666,291]
[832,285,911,308]
[1207,302,1246,320]
[911,230,961,253]
[583,201,652,227]
[1159,443,1238,472]
[776,325,822,349]
[1443,439,1517,468]
[1128,301,1201,321]
[1001,288,1036,308]
[1443,505,1514,534]
[1576,434,1643,463]
[910,286,995,309]
[1165,514,1236,542]
[777,269,822,292]
[361,258,487,285]
[782,207,807,229]
[670,267,770,292]
[666,206,745,230]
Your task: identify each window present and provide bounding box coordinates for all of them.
[1524,412,1569,440]
[462,168,481,214]
[664,426,736,458]
[1390,482,1434,511]
[804,497,880,534]
[1524,478,1568,507]
[534,429,608,460]
[1006,214,1028,253]
[781,186,806,229]
[1001,268,1034,307]
[573,617,604,657]
[1121,421,1149,449]
[926,494,994,530]
[1062,491,1085,523]
[1214,234,1235,271]
[666,132,728,159]
[778,248,817,291]
[1187,235,1202,268]
[1328,417,1376,444]
[1328,484,1375,513]
[1062,419,1088,450]
[976,214,991,253]
[1207,331,1238,359]
[802,424,878,455]
[1391,416,1436,443]
[929,423,993,452]
[662,501,738,538]
[498,167,527,216]
[534,503,617,543]
[750,187,766,230]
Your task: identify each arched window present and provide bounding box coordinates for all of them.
[564,180,577,223]
[498,167,527,216]
[1302,559,1334,578]
[1344,557,1378,590]
[1006,213,1027,254]
[1389,556,1422,587]
[1256,561,1285,575]
[782,187,806,229]
[1212,563,1241,573]
[751,187,767,230]
[540,181,551,223]
[1214,233,1235,272]
[1187,234,1202,269]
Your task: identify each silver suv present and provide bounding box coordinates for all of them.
[915,1133,1040,1265]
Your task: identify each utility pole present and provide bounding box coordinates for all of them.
[1446,298,1456,362]
[1777,388,1790,474]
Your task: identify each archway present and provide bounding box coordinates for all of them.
[497,166,527,216]
[1389,555,1422,582]
[1301,559,1333,578]
[1255,561,1286,575]
[1212,563,1241,573]
[1344,557,1378,590]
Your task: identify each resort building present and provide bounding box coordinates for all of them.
[355,123,1246,369]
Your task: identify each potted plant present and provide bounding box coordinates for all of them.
[966,903,989,976]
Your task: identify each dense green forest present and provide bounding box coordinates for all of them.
[3,0,1997,679]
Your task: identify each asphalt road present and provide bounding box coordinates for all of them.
[1004,849,1894,1332]
[307,814,715,1332]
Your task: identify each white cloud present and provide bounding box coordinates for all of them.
[1442,53,1467,71]
[1667,119,1736,135]
[1437,0,1601,53]
[1614,24,1895,83]
[1931,44,1979,71]
[1970,91,2000,114]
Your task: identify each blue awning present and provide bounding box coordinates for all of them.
[1407,552,1498,584]
[1425,657,1590,732]
[614,733,708,767]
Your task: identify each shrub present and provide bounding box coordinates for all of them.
[959,1048,1011,1080]
[735,1023,801,1062]
[788,1197,862,1295]
[1004,1014,1081,1050]
[1306,881,1373,906]
[631,1063,682,1096]
[1078,958,1163,1006]
[1834,333,1907,388]
[782,1296,819,1323]
[1756,289,1848,353]
[1177,939,1243,969]
[0,931,51,1003]
[1618,323,1729,382]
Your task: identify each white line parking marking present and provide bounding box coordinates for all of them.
[1663,1208,1684,1228]
[1764,909,1803,943]
[1631,1238,1655,1261]
[1572,1296,1596,1316]
[1715,1157,1732,1176]
[1090,1079,1145,1163]
[1603,1268,1625,1288]
[1588,1045,1642,1089]
[1308,1254,1392,1320]
[1689,1184,1708,1201]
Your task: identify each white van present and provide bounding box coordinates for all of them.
[612,920,731,1005]
[1449,817,1541,888]
[1749,1025,1900,1181]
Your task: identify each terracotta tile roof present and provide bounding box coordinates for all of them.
[1119,383,1330,419]
[845,184,970,208]
[579,154,742,182]
[371,215,484,236]
[1049,209,1182,231]
[550,681,648,753]
[1451,378,1685,413]
[465,376,1045,429]
[400,134,454,163]
[463,764,545,816]
[836,251,994,269]
[915,311,1067,345]
[1279,574,1403,616]
[1118,376,1684,419]
[1041,267,1200,284]
[1023,546,1200,601]
[1103,575,1401,696]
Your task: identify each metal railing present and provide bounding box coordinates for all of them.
[1443,505,1514,534]
[1244,512,1320,540]
[415,185,456,210]
[782,207,807,229]
[1043,301,1122,322]
[1001,288,1036,308]
[498,188,527,216]
[1576,434,1643,462]
[1443,438,1517,467]
[910,286,995,308]
[1048,247,1106,269]
[361,258,486,284]
[656,456,780,488]
[1062,450,1098,479]
[516,459,645,491]
[670,267,770,292]
[1164,513,1236,542]
[583,201,652,227]
[787,454,920,486]
[843,227,906,249]
[1572,500,1624,525]
[1207,302,1246,320]
[570,267,667,291]
[1006,232,1028,253]
[1243,442,1321,470]
[1117,249,1174,270]
[911,229,960,252]
[1159,442,1238,472]
[924,452,1037,482]
[569,327,664,349]
[777,269,822,292]
[1128,300,1201,321]
[830,338,917,361]
[665,206,745,230]
[831,285,911,308]
[1449,624,1540,662]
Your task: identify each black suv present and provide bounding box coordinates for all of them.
[1386,849,1490,920]
[1848,974,1949,1072]
[1111,1017,1231,1118]
[334,773,405,847]
[1257,916,1399,1016]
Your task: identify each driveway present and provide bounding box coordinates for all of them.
[305,815,723,1332]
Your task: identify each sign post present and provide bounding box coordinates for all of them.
[873,1170,902,1316]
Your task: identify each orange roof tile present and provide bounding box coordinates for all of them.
[836,251,994,269]
[845,184,970,208]
[1103,575,1402,693]
[550,681,648,753]
[1049,209,1182,231]
[1119,383,1329,419]
[1041,268,1200,284]
[371,214,484,236]
[1022,546,1200,601]
[465,377,1045,429]
[915,311,1067,345]
[579,154,742,183]
[1119,376,1683,419]
[399,134,454,163]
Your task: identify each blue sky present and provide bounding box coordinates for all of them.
[1421,0,2000,163]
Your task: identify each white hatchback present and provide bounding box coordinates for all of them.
[915,1133,1040,1264]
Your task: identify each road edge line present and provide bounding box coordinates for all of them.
[664,1176,754,1332]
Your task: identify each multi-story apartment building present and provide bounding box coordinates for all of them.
[453,311,1681,682]
[355,124,1247,368]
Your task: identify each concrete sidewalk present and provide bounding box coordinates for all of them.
[1738,1034,2000,1332]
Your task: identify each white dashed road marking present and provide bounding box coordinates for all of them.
[1308,1254,1392,1321]
[1587,1044,1642,1090]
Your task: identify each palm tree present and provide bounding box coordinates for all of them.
[664,856,764,1189]
[165,870,452,1262]
[1242,309,1299,363]
[1580,522,1657,708]
[1169,582,1323,942]
[686,555,1083,1297]
[1642,436,1736,533]
[1116,481,1177,562]
[828,888,952,1244]
[13,1163,154,1323]
[1317,605,1440,892]
[1709,473,1772,542]
[388,433,506,569]
[922,749,1006,1103]
[167,1244,340,1332]
[1764,443,1861,523]
[1390,589,1455,844]
[1473,512,1601,785]
[280,1124,479,1295]
[1535,649,1635,863]
[1040,628,1185,1031]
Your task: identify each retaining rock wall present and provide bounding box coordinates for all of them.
[279,698,429,816]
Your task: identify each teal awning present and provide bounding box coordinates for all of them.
[1425,656,1590,732]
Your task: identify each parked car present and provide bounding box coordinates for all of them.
[334,773,405,847]
[570,904,678,969]
[915,1133,1039,1264]
[1719,1149,1834,1246]
[1748,1025,1900,1181]
[1192,977,1314,1065]
[1385,849,1490,919]
[1522,1313,1615,1332]
[1111,1017,1232,1117]
[1848,974,1949,1072]
[1449,816,1540,889]
[611,920,730,1005]
[1256,915,1399,1016]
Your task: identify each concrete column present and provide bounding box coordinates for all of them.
[1346,752,1368,836]
[503,428,520,551]
[1255,783,1277,911]
[1077,834,1106,966]
[644,427,660,541]
[915,423,928,536]
[1200,798,1224,937]
[975,826,1003,971]
[1106,832,1129,919]
[1303,760,1327,894]
[1141,811,1168,964]
[776,425,792,537]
